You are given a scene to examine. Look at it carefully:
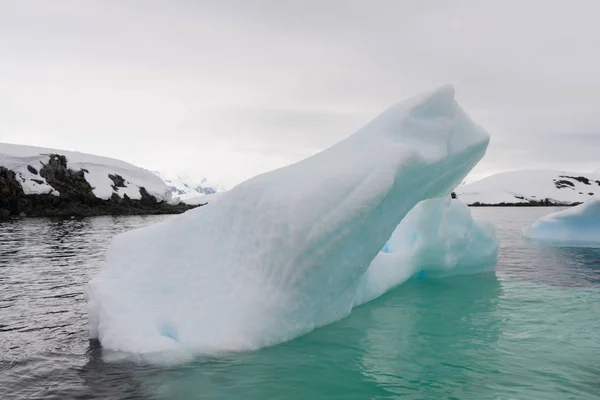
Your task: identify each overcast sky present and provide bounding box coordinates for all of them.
[1,0,599,187]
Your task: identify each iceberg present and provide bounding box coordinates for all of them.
[523,198,600,246]
[355,197,499,305]
[85,85,491,356]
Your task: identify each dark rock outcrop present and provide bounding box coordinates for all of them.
[560,175,591,185]
[0,166,26,218]
[469,198,581,207]
[0,154,199,219]
[108,174,126,191]
[138,187,157,204]
[39,154,94,200]
[554,179,575,189]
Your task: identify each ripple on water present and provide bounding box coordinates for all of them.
[1,209,600,399]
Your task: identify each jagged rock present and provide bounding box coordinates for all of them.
[108,174,126,191]
[560,175,590,185]
[110,193,122,203]
[139,187,157,204]
[554,179,575,189]
[39,153,94,200]
[0,166,26,215]
[27,165,38,175]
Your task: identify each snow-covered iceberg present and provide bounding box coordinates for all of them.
[85,85,491,356]
[523,198,600,246]
[355,197,498,305]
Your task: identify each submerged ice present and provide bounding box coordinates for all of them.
[523,198,600,246]
[85,85,493,356]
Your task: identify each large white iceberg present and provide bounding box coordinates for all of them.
[85,85,491,356]
[523,198,600,246]
[355,197,498,306]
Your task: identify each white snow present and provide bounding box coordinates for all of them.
[0,143,171,201]
[355,197,498,305]
[182,192,224,206]
[85,85,491,357]
[456,170,600,205]
[523,198,600,245]
[153,171,222,199]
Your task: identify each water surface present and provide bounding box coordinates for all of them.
[1,208,599,399]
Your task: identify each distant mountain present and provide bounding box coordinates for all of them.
[0,143,196,217]
[455,170,600,205]
[152,171,222,201]
[1,143,172,201]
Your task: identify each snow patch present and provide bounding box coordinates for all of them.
[152,171,222,200]
[183,192,224,206]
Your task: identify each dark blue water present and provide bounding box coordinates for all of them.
[1,208,599,399]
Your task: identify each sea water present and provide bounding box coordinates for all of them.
[1,207,599,399]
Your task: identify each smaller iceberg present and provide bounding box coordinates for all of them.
[523,198,600,246]
[355,197,499,305]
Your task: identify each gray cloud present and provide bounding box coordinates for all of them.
[1,0,599,186]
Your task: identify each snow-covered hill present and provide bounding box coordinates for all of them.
[0,143,171,202]
[152,171,222,201]
[456,170,600,205]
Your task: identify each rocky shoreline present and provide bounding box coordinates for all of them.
[450,192,579,207]
[0,154,199,219]
[468,201,580,207]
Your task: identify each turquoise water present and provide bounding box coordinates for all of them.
[147,277,599,400]
[144,208,600,400]
[2,208,600,399]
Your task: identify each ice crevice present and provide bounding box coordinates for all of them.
[85,85,496,358]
